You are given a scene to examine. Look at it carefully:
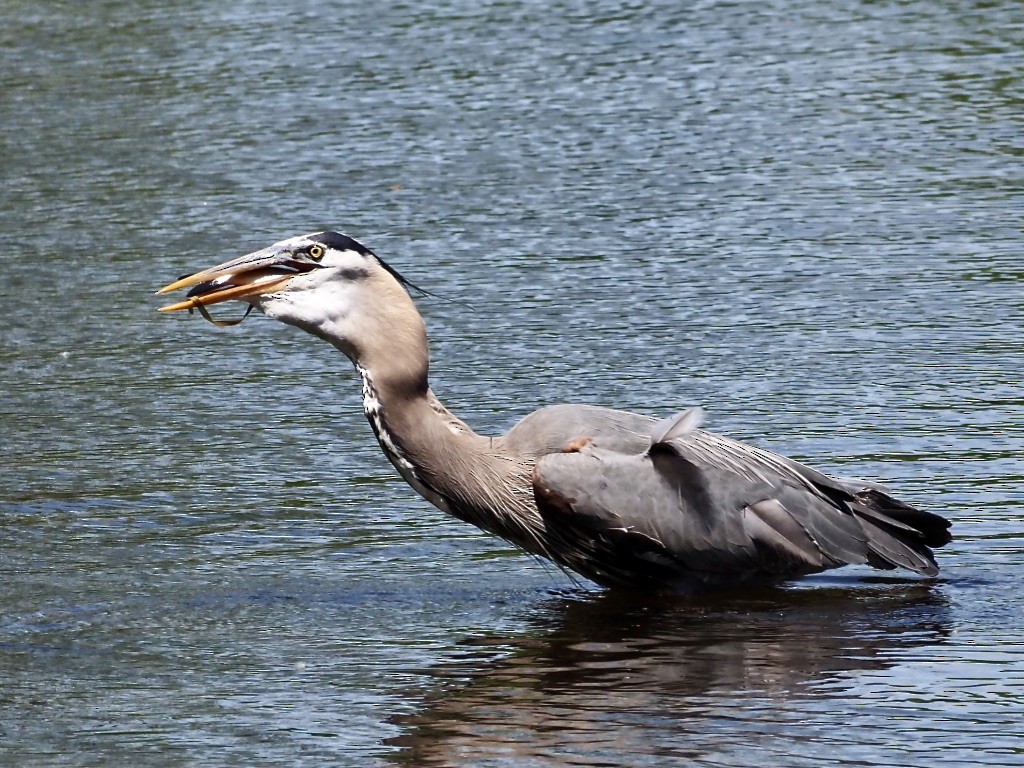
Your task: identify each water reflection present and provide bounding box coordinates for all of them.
[388,584,950,766]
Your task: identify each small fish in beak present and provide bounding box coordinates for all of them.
[156,243,324,325]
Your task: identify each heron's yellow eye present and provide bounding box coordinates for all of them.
[308,245,325,261]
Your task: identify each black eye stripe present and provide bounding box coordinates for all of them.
[308,231,373,256]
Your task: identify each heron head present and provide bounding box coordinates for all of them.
[157,231,425,361]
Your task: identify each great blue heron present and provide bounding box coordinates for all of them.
[157,231,952,593]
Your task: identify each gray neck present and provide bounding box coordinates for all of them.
[354,360,547,556]
[308,266,551,556]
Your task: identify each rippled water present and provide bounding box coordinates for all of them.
[2,1,1023,765]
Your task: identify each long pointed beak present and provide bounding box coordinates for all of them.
[156,245,316,312]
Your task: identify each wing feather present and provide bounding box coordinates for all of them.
[531,424,950,591]
[743,499,823,568]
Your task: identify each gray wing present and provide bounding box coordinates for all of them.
[531,417,952,590]
[498,403,657,456]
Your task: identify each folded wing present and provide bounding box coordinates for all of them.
[532,419,951,591]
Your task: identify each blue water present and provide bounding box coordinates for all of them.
[2,1,1023,765]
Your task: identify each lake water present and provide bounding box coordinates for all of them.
[2,1,1023,765]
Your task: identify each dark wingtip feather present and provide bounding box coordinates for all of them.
[855,489,953,548]
[847,489,949,576]
[860,518,941,576]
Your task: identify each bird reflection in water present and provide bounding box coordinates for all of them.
[385,581,950,766]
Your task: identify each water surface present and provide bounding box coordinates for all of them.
[2,1,1023,765]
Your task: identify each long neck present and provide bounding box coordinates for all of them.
[343,283,547,555]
